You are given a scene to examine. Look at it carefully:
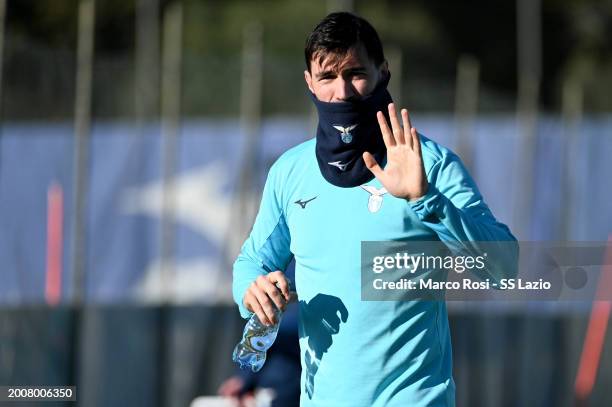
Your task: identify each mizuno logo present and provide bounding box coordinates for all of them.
[294,196,317,209]
[328,161,349,171]
[333,124,358,143]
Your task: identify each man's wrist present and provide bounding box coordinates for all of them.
[407,185,442,219]
[402,179,431,202]
[406,185,430,203]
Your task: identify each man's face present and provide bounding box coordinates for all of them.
[304,44,388,103]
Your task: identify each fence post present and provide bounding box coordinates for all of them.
[454,54,480,173]
[135,0,160,123]
[561,78,583,240]
[513,0,541,240]
[159,0,183,303]
[71,0,95,305]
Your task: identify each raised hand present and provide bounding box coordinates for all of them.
[362,103,429,201]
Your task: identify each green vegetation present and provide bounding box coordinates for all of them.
[3,0,611,119]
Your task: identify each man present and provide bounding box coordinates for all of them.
[233,12,516,406]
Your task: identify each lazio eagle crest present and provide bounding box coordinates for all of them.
[333,124,358,143]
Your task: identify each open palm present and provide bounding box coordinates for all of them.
[362,103,429,201]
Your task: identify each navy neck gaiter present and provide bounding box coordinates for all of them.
[311,73,393,188]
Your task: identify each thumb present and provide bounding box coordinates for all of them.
[363,151,384,180]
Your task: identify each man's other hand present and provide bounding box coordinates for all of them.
[243,270,296,326]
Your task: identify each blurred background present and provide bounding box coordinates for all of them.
[0,0,611,406]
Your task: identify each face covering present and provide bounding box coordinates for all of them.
[310,72,393,188]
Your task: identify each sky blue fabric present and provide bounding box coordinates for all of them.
[233,134,516,406]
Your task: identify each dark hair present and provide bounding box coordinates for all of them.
[304,12,385,72]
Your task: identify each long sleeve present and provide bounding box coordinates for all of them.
[409,149,518,283]
[232,162,293,318]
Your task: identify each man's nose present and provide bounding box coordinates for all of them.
[333,77,354,102]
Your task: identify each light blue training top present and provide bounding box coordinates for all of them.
[233,135,516,407]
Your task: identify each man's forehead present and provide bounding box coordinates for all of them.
[311,45,371,73]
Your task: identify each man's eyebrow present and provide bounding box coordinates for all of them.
[315,69,336,79]
[344,66,368,73]
[315,66,367,79]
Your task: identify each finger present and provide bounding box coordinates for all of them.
[377,111,395,147]
[252,277,278,323]
[401,109,413,149]
[363,151,385,181]
[253,286,277,325]
[411,127,422,157]
[268,271,290,301]
[403,107,413,129]
[388,103,405,144]
[263,278,287,312]
[288,291,298,303]
[258,275,286,313]
[244,290,270,326]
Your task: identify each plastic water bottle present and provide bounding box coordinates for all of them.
[232,306,283,372]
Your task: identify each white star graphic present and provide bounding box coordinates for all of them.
[120,161,258,304]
